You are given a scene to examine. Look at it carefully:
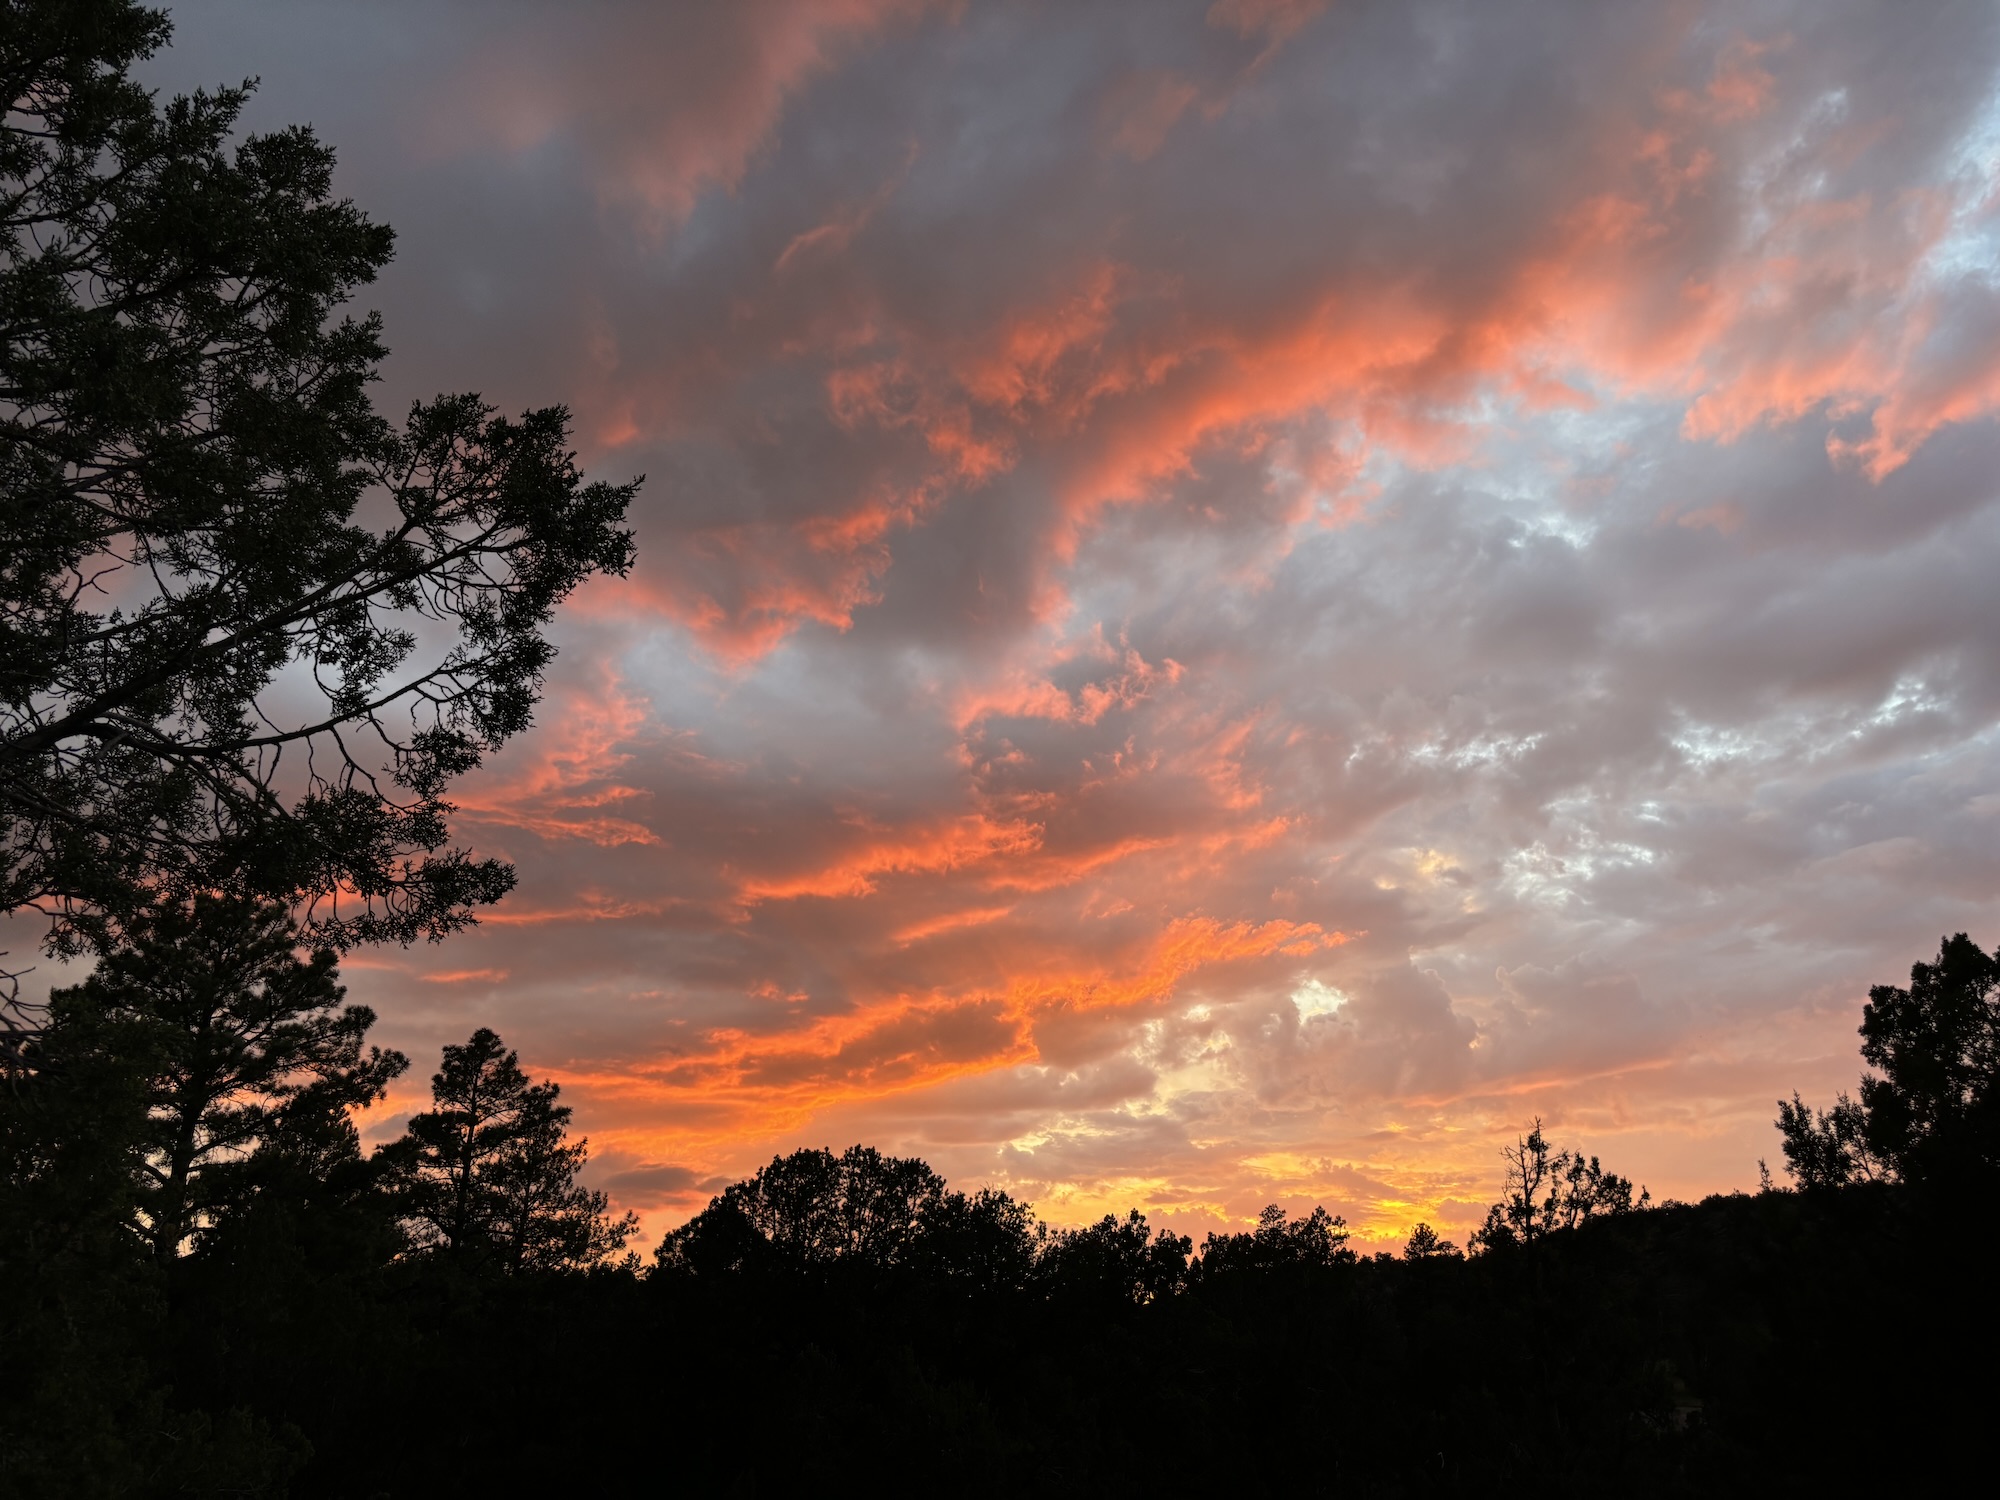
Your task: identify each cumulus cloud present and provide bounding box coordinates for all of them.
[142,0,2000,1248]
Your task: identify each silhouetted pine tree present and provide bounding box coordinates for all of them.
[47,895,406,1261]
[0,0,640,961]
[386,1028,634,1273]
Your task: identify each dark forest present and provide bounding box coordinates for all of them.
[6,903,1997,1493]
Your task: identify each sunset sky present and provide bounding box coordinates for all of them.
[140,0,2000,1248]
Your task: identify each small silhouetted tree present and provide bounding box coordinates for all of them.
[1856,933,2000,1180]
[1035,1209,1192,1304]
[1774,1091,1883,1190]
[655,1146,1050,1293]
[46,895,405,1260]
[911,1185,1040,1295]
[1194,1204,1352,1277]
[1775,934,2000,1187]
[1548,1145,1644,1228]
[1473,1119,1646,1250]
[651,1192,771,1279]
[658,1145,947,1278]
[1403,1221,1461,1260]
[388,1028,633,1273]
[1475,1121,1554,1249]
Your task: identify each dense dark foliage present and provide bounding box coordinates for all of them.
[1778,932,2000,1188]
[0,0,638,981]
[380,1026,635,1274]
[0,905,635,1495]
[46,895,406,1263]
[4,924,1997,1495]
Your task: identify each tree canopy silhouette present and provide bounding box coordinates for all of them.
[1777,932,2000,1187]
[1194,1202,1353,1276]
[1472,1118,1646,1250]
[45,894,405,1260]
[656,1144,1041,1286]
[5,922,1988,1493]
[385,1027,634,1273]
[1034,1208,1191,1304]
[1402,1220,1461,1260]
[0,0,639,977]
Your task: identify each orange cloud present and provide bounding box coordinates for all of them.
[735,814,1046,902]
[544,914,1348,1175]
[1004,915,1350,1016]
[953,640,1185,730]
[453,662,663,846]
[891,905,1017,945]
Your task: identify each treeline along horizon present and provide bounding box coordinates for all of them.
[4,890,1998,1491]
